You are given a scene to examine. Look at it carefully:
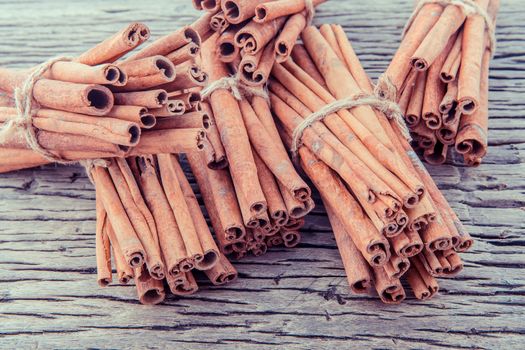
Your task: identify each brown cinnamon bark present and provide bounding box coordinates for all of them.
[405,69,427,128]
[76,22,150,65]
[106,105,156,129]
[107,159,165,280]
[222,0,271,24]
[116,56,176,91]
[372,267,406,304]
[383,3,444,94]
[326,203,372,293]
[275,12,307,63]
[202,35,267,216]
[290,44,325,87]
[204,252,238,285]
[234,16,287,55]
[114,90,168,109]
[217,27,241,63]
[46,62,121,85]
[92,166,145,268]
[134,266,166,305]
[133,155,192,276]
[125,26,200,62]
[166,43,200,65]
[255,0,326,23]
[411,6,465,71]
[440,31,463,83]
[95,196,112,287]
[167,271,199,295]
[406,259,438,300]
[0,69,114,116]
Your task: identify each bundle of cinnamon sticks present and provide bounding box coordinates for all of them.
[191,0,326,87]
[384,0,500,166]
[0,20,209,172]
[265,23,473,303]
[92,155,237,304]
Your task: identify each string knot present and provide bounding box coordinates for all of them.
[291,91,412,162]
[0,55,75,164]
[201,74,269,102]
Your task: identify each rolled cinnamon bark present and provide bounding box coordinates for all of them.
[421,33,456,130]
[92,166,145,268]
[210,11,229,33]
[234,16,287,55]
[171,156,220,270]
[255,0,326,23]
[217,27,241,63]
[157,153,206,266]
[95,197,112,287]
[239,99,309,200]
[0,107,141,147]
[326,203,372,294]
[420,216,453,252]
[299,146,390,267]
[186,152,245,246]
[239,39,276,86]
[410,5,466,71]
[202,35,267,216]
[156,62,208,92]
[383,3,444,93]
[167,271,199,295]
[192,0,221,12]
[133,155,192,276]
[440,31,463,83]
[76,22,150,65]
[134,266,166,305]
[423,142,448,165]
[222,0,270,24]
[390,230,423,258]
[405,261,438,300]
[0,69,114,116]
[125,26,200,62]
[107,225,134,285]
[280,229,301,247]
[129,128,206,155]
[204,252,238,285]
[106,105,156,129]
[372,267,405,304]
[384,252,410,280]
[190,11,214,42]
[114,90,168,109]
[275,12,307,63]
[107,159,165,280]
[46,62,121,85]
[290,44,325,87]
[456,49,490,164]
[457,0,494,115]
[166,42,200,65]
[116,55,176,91]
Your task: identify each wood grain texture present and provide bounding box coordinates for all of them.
[1,0,524,348]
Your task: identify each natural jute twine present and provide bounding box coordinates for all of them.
[0,56,75,163]
[201,74,269,102]
[402,0,496,55]
[291,88,412,161]
[304,0,316,26]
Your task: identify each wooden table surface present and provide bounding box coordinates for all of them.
[1,0,524,348]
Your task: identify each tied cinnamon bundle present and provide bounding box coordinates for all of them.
[92,155,239,305]
[184,33,314,259]
[266,23,473,303]
[382,0,500,166]
[0,17,209,173]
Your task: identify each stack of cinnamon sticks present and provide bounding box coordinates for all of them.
[0,20,209,172]
[384,0,500,166]
[93,155,237,304]
[191,0,326,87]
[266,23,473,303]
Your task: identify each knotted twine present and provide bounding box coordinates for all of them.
[402,0,496,55]
[201,74,269,102]
[0,56,75,163]
[290,85,412,162]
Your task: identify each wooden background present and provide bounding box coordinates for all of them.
[1,0,524,348]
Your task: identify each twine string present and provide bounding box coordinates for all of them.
[201,74,269,102]
[0,56,75,163]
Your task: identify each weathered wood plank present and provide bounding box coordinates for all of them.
[1,0,524,349]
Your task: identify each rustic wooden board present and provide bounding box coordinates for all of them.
[1,0,524,348]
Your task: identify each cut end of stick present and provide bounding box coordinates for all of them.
[140,114,156,129]
[195,250,219,271]
[128,125,141,145]
[129,253,144,268]
[254,7,267,22]
[139,288,165,305]
[223,0,240,22]
[104,66,121,84]
[87,87,113,112]
[459,99,477,115]
[155,57,176,80]
[97,278,111,287]
[411,58,428,71]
